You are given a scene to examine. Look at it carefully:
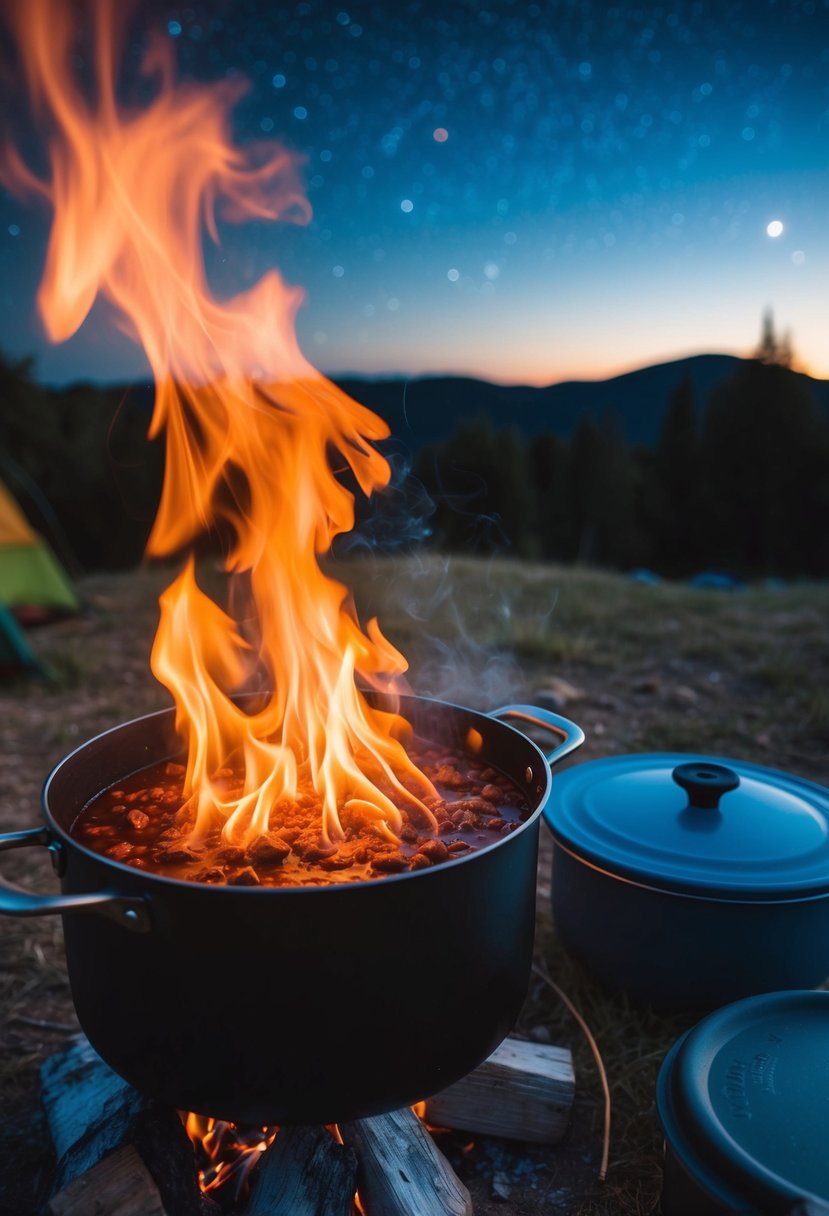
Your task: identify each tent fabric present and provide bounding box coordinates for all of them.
[0,478,79,614]
[0,478,37,545]
[0,478,77,678]
[0,542,79,613]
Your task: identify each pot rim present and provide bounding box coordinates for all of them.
[548,834,829,907]
[42,693,557,898]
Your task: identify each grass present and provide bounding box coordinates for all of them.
[346,554,827,776]
[805,689,829,741]
[1,553,827,1215]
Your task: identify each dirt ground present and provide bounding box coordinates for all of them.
[1,556,826,1215]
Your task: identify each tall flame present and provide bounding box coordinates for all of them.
[2,0,435,845]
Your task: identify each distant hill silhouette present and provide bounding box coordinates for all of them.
[5,346,825,574]
[53,352,829,454]
[336,353,829,450]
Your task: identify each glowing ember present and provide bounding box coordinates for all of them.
[0,0,436,849]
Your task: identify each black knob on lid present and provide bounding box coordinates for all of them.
[672,762,740,810]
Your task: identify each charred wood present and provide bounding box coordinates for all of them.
[244,1125,357,1216]
[40,1036,204,1216]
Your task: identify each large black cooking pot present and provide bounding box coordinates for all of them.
[0,694,582,1124]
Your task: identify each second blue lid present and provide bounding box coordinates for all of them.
[543,753,829,900]
[657,990,829,1210]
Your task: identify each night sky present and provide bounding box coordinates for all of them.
[0,0,827,387]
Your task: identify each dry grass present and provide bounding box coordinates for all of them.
[349,553,828,780]
[522,923,696,1216]
[1,553,827,1214]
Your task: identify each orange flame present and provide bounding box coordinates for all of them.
[184,1110,431,1204]
[183,1111,276,1199]
[2,0,436,847]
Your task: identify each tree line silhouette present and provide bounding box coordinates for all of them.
[1,313,828,578]
[0,358,161,572]
[415,315,829,578]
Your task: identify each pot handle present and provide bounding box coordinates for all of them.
[488,704,585,766]
[0,827,151,933]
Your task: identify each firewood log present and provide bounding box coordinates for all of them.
[40,1036,203,1216]
[244,1125,357,1216]
[340,1106,473,1216]
[45,1143,167,1216]
[423,1036,574,1144]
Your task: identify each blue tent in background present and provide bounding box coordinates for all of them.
[0,603,48,677]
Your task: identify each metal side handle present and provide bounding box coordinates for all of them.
[488,704,585,766]
[0,826,151,933]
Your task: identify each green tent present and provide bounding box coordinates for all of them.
[0,478,78,616]
[0,478,78,676]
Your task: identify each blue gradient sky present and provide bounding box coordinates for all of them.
[0,0,827,386]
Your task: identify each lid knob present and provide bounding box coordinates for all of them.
[672,762,740,810]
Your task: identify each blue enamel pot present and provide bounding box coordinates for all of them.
[542,754,829,1010]
[657,990,829,1214]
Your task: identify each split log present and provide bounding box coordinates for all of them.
[45,1144,166,1216]
[245,1125,357,1216]
[340,1106,472,1216]
[40,1036,204,1216]
[424,1036,574,1145]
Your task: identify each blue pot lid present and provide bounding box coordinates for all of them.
[543,753,829,899]
[657,990,829,1210]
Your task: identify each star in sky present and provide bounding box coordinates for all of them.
[1,0,827,385]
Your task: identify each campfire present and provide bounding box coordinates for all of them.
[40,1031,574,1215]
